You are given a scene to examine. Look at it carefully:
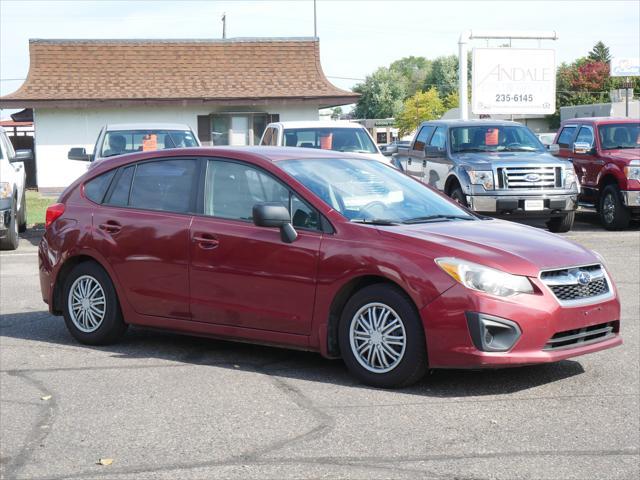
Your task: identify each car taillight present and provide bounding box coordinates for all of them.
[45,203,65,229]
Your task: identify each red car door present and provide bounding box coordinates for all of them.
[92,158,199,319]
[572,125,601,188]
[189,159,322,335]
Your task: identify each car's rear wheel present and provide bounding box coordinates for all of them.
[0,201,19,250]
[338,284,427,388]
[600,184,630,230]
[546,211,575,233]
[63,262,127,345]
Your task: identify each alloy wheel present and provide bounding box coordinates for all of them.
[68,275,106,333]
[603,193,615,224]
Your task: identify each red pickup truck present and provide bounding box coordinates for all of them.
[553,118,639,229]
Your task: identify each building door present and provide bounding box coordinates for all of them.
[230,115,250,146]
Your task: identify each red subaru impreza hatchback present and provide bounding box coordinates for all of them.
[39,147,622,387]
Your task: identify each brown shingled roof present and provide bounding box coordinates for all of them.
[0,38,359,108]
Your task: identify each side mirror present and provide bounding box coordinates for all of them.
[424,145,444,157]
[13,149,33,161]
[547,144,560,154]
[68,147,91,161]
[573,142,593,155]
[252,202,298,243]
[381,144,397,156]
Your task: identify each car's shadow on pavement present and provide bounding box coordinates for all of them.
[1,310,585,397]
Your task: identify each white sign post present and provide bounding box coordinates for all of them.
[472,48,556,115]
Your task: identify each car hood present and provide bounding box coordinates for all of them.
[379,219,598,277]
[452,151,569,167]
[605,148,640,163]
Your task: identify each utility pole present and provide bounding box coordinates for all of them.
[313,0,317,38]
[221,13,226,39]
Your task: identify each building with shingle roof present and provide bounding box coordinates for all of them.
[0,38,358,189]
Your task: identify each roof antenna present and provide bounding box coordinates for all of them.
[221,12,226,39]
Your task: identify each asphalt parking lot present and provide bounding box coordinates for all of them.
[1,213,639,480]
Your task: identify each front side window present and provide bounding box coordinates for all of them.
[84,169,116,204]
[281,128,377,154]
[598,123,640,150]
[280,158,474,224]
[575,126,594,147]
[100,130,198,157]
[557,126,577,148]
[450,125,544,153]
[129,159,198,213]
[429,127,447,149]
[204,160,320,230]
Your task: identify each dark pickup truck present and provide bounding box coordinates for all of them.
[393,120,579,232]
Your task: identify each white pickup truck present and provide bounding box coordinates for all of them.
[0,126,31,250]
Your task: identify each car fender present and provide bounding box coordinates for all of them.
[597,162,626,190]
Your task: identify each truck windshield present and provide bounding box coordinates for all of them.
[100,130,198,158]
[450,126,544,153]
[598,123,640,150]
[281,128,378,154]
[279,158,475,224]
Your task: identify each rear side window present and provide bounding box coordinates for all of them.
[129,159,199,213]
[413,126,434,151]
[557,126,577,148]
[106,166,135,207]
[84,170,116,204]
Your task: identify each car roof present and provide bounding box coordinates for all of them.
[561,117,639,125]
[419,119,524,127]
[105,123,193,131]
[269,121,366,129]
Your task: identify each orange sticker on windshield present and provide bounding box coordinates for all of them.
[485,129,499,146]
[142,134,158,151]
[319,133,333,150]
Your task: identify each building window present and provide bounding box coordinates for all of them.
[206,113,270,146]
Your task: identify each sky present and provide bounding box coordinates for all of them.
[1,0,639,115]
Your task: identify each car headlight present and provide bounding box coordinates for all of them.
[467,170,494,190]
[625,160,640,180]
[436,257,534,297]
[0,182,12,200]
[564,167,578,189]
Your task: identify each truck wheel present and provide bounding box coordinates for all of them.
[17,189,27,233]
[0,201,19,250]
[450,186,468,207]
[546,211,575,233]
[600,184,630,230]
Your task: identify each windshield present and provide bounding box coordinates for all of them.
[598,123,640,150]
[279,158,475,224]
[281,128,378,154]
[100,129,198,158]
[450,126,544,153]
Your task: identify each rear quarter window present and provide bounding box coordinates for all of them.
[84,170,116,204]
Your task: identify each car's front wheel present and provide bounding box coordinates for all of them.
[450,186,468,207]
[600,184,630,230]
[18,189,27,233]
[338,284,427,388]
[63,261,127,345]
[546,211,575,233]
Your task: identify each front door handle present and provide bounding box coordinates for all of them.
[98,221,122,234]
[193,233,219,249]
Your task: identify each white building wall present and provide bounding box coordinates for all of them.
[34,103,319,189]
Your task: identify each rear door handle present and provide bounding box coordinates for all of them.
[193,233,219,249]
[98,221,122,234]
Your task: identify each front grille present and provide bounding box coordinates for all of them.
[540,264,611,304]
[543,322,616,350]
[496,166,562,189]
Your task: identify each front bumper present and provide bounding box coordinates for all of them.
[621,190,640,209]
[467,194,577,216]
[420,282,621,369]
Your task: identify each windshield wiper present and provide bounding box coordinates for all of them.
[499,147,538,152]
[454,148,490,153]
[351,218,400,226]
[402,215,474,224]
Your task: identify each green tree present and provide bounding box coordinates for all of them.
[396,88,445,136]
[442,90,459,111]
[389,56,432,98]
[330,106,343,120]
[353,67,406,119]
[424,55,459,96]
[588,41,611,63]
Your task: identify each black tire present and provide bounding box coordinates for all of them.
[599,184,630,230]
[450,185,468,207]
[62,261,127,345]
[546,211,575,233]
[18,189,27,233]
[338,284,427,388]
[0,200,19,250]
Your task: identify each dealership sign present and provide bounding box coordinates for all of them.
[610,57,640,77]
[472,48,556,115]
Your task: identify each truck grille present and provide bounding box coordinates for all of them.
[496,166,562,189]
[543,322,616,350]
[540,264,612,304]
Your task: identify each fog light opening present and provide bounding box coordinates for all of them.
[466,313,522,352]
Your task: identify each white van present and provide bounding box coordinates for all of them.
[259,121,391,164]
